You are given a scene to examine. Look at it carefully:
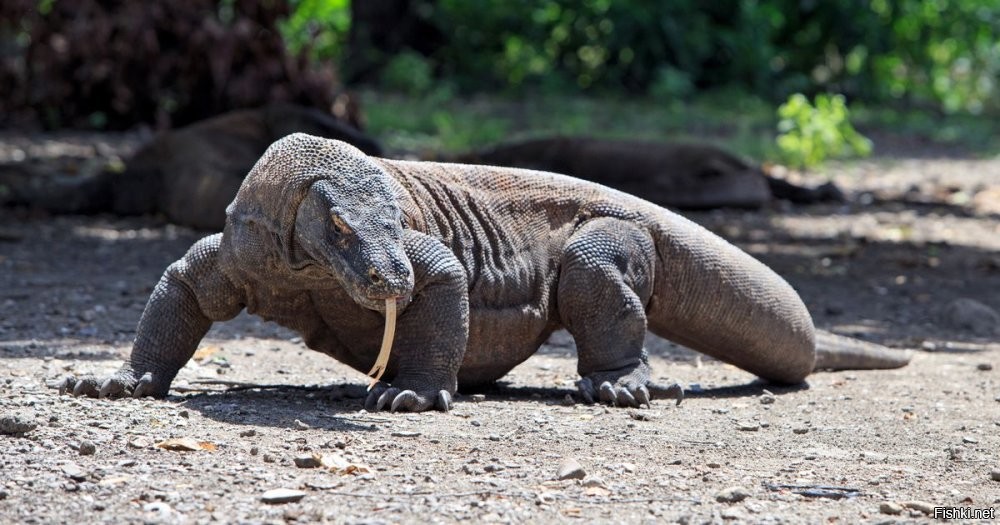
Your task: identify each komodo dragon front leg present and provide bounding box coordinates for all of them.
[60,234,244,398]
[364,230,470,412]
[558,218,659,407]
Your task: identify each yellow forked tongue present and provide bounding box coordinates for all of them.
[367,298,397,390]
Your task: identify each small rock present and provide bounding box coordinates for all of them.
[61,462,87,482]
[941,298,999,336]
[582,477,606,488]
[127,437,152,449]
[737,421,760,432]
[488,434,501,442]
[292,419,310,430]
[293,454,322,469]
[556,458,586,480]
[239,429,256,437]
[902,501,934,515]
[628,410,655,421]
[470,394,486,402]
[261,488,306,504]
[990,469,1000,482]
[792,427,809,434]
[561,394,575,406]
[977,363,993,371]
[0,414,38,435]
[759,394,776,405]
[390,431,421,438]
[78,440,96,456]
[880,502,903,515]
[263,453,276,463]
[962,436,979,444]
[0,489,7,500]
[715,486,750,503]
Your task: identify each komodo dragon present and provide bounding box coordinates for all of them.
[60,134,910,412]
[452,136,843,209]
[1,103,382,230]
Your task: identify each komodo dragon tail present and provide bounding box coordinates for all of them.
[813,330,913,370]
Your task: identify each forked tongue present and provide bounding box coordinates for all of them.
[367,298,397,389]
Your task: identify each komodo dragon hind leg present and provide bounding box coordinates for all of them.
[558,218,658,408]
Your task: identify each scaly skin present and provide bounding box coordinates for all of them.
[62,134,910,412]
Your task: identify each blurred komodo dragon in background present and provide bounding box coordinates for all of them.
[451,137,844,209]
[61,134,911,412]
[0,103,382,230]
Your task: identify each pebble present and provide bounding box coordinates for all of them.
[879,502,903,515]
[715,486,750,503]
[582,477,606,488]
[261,488,306,504]
[127,437,152,449]
[737,421,760,431]
[61,462,87,482]
[263,453,276,463]
[990,469,1000,482]
[292,419,310,430]
[470,394,486,402]
[293,454,322,469]
[390,431,421,438]
[977,363,993,371]
[0,414,38,435]
[239,429,256,437]
[962,436,978,444]
[78,440,96,456]
[556,458,586,480]
[792,427,809,434]
[0,489,7,500]
[902,501,934,515]
[760,390,776,404]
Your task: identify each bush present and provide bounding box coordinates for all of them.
[775,93,873,169]
[0,0,344,130]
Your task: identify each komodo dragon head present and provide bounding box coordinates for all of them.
[228,133,414,312]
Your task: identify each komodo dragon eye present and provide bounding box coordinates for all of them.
[330,213,352,236]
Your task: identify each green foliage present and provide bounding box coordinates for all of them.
[280,0,350,60]
[381,52,435,95]
[309,1,1000,116]
[775,94,873,169]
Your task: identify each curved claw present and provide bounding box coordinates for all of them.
[376,388,401,411]
[389,390,426,412]
[72,378,100,398]
[58,376,77,396]
[598,381,617,406]
[435,390,452,412]
[635,385,651,408]
[365,382,390,411]
[99,377,127,399]
[616,387,638,408]
[132,372,155,398]
[576,378,596,404]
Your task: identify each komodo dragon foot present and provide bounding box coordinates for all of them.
[365,380,453,412]
[576,363,654,408]
[58,366,170,399]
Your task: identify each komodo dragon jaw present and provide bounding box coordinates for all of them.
[293,179,414,312]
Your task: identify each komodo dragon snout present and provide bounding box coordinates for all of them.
[293,179,414,312]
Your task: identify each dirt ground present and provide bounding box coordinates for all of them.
[1,133,999,524]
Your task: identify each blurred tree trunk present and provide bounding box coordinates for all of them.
[344,0,443,84]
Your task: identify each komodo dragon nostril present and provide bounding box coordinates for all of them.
[368,268,383,285]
